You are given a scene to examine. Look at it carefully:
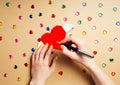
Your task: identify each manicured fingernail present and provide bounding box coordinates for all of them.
[45,43,49,47]
[60,45,64,49]
[50,45,53,48]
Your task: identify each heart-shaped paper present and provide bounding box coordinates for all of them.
[41,25,66,50]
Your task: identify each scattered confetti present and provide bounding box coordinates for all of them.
[102,63,106,68]
[51,14,55,18]
[82,31,86,36]
[61,4,66,9]
[22,53,27,57]
[40,23,44,28]
[102,30,107,35]
[46,27,50,31]
[29,14,33,19]
[77,20,82,25]
[87,17,92,21]
[98,3,103,8]
[24,62,28,67]
[0,36,2,41]
[92,25,96,30]
[113,7,117,12]
[58,71,63,76]
[9,54,13,59]
[29,30,33,34]
[12,25,16,29]
[111,72,116,76]
[0,21,3,26]
[94,40,99,44]
[14,65,18,69]
[108,47,113,52]
[17,77,21,81]
[98,13,103,17]
[48,0,52,5]
[109,58,114,62]
[75,11,80,16]
[18,4,22,8]
[37,38,41,42]
[3,73,8,78]
[63,17,68,22]
[113,37,118,42]
[31,48,35,52]
[31,4,35,9]
[116,21,120,26]
[93,51,97,55]
[38,12,42,16]
[15,38,19,43]
[6,2,10,7]
[82,2,87,7]
[18,16,22,20]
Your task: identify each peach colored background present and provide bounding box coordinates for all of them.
[0,0,120,85]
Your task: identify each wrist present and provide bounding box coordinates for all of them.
[30,78,45,85]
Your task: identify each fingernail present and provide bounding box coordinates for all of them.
[50,45,53,48]
[60,45,64,49]
[45,43,49,47]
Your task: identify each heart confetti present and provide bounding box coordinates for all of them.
[58,71,63,76]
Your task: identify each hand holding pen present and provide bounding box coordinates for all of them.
[60,36,95,66]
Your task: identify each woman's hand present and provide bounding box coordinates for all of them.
[30,44,56,85]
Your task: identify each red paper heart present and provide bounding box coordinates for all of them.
[41,25,66,50]
[58,71,63,76]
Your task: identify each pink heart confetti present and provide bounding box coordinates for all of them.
[92,25,97,30]
[15,38,19,43]
[22,53,27,57]
[9,54,13,59]
[63,17,68,22]
[94,40,99,44]
[75,11,80,16]
[3,73,8,78]
[18,4,22,8]
[108,47,113,52]
[113,37,118,42]
[18,16,22,20]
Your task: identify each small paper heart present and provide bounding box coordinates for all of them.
[109,58,114,62]
[58,71,63,76]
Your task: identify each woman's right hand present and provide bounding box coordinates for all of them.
[61,36,95,67]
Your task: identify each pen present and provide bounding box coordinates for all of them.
[62,43,94,58]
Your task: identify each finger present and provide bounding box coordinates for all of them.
[61,45,77,58]
[50,58,56,73]
[35,44,44,62]
[32,49,37,63]
[39,43,49,61]
[44,45,53,65]
[62,36,84,48]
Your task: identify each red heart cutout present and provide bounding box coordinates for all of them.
[58,71,63,76]
[41,25,66,50]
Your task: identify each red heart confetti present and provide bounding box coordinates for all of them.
[29,30,33,34]
[0,36,2,41]
[111,72,116,76]
[18,16,22,20]
[37,38,41,42]
[31,4,35,9]
[9,54,13,59]
[40,23,44,28]
[15,38,19,43]
[22,52,27,57]
[18,4,22,8]
[3,73,8,78]
[41,25,66,50]
[24,62,28,67]
[51,14,55,18]
[93,51,97,55]
[58,71,63,76]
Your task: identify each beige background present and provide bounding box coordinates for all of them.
[0,0,120,85]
